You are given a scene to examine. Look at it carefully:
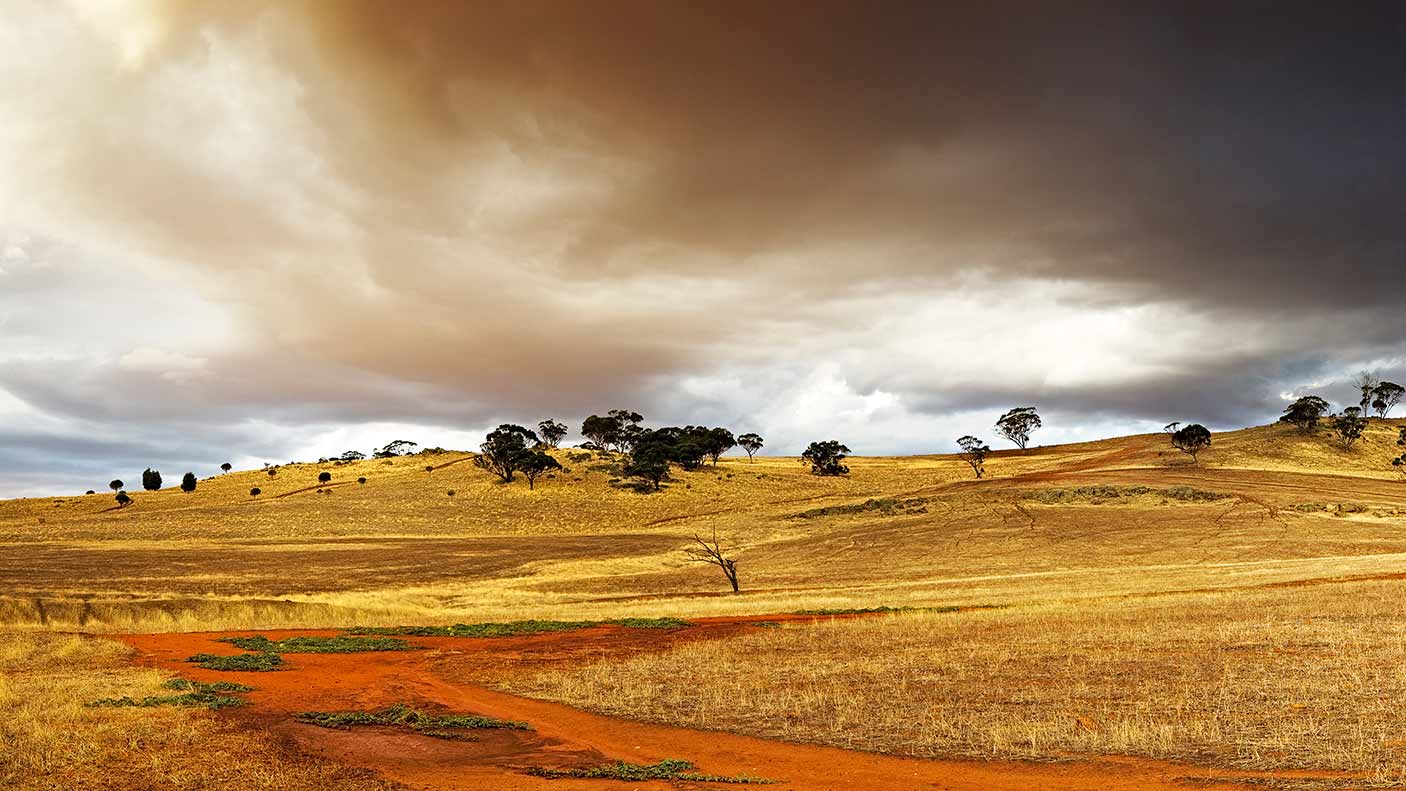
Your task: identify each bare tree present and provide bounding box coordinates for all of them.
[1354,370,1381,416]
[685,528,739,593]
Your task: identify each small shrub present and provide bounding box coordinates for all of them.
[218,635,419,654]
[358,477,367,484]
[318,471,332,483]
[186,652,282,671]
[446,490,456,497]
[526,759,771,784]
[296,702,527,739]
[250,487,261,497]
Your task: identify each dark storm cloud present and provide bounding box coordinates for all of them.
[2,1,1405,494]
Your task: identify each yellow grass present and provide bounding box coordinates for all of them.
[0,632,396,791]
[499,581,1406,782]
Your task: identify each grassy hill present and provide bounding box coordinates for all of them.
[3,420,1404,632]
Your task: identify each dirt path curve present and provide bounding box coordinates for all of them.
[114,617,1359,791]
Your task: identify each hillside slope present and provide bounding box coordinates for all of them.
[3,420,1404,631]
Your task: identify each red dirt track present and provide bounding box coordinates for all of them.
[116,619,1361,790]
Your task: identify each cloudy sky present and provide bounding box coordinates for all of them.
[2,1,1404,497]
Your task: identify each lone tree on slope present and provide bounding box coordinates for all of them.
[996,407,1042,451]
[736,433,764,462]
[1372,382,1404,417]
[109,479,124,493]
[1279,396,1330,433]
[537,419,568,449]
[1170,423,1212,464]
[1330,407,1369,450]
[114,492,132,507]
[142,468,163,491]
[220,462,232,474]
[180,472,197,493]
[1393,426,1406,478]
[250,487,261,497]
[801,440,850,476]
[517,449,562,490]
[474,424,539,483]
[704,427,736,465]
[686,527,740,593]
[956,435,991,478]
[318,471,332,484]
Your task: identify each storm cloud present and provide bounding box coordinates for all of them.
[1,1,1404,495]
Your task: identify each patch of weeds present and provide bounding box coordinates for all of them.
[792,497,931,519]
[1024,485,1228,505]
[218,635,420,653]
[349,617,691,638]
[526,759,774,784]
[794,604,995,616]
[89,678,254,710]
[296,702,527,740]
[187,652,283,671]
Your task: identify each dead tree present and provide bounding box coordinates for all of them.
[686,528,739,593]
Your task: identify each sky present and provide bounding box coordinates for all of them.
[2,1,1405,497]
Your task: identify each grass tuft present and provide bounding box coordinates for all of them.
[526,758,774,783]
[187,652,283,671]
[295,702,528,740]
[219,634,420,653]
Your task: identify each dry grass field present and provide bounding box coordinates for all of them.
[4,420,1406,787]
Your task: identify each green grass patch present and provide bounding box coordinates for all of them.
[295,702,528,740]
[347,617,691,638]
[792,497,930,519]
[526,759,774,783]
[89,678,255,710]
[187,652,283,671]
[218,634,420,653]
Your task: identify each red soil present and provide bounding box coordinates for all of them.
[118,619,1356,790]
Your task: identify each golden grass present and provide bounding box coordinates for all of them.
[0,631,398,791]
[498,580,1406,783]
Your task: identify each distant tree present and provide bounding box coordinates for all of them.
[956,435,990,478]
[474,424,539,482]
[1372,382,1404,418]
[447,490,455,497]
[318,471,332,484]
[1354,371,1381,416]
[339,450,366,462]
[1170,423,1212,464]
[1330,407,1369,449]
[1163,421,1181,434]
[425,465,435,473]
[801,440,850,476]
[1280,396,1331,433]
[518,450,562,490]
[141,468,163,491]
[220,462,232,474]
[995,407,1042,450]
[114,491,132,507]
[666,427,708,471]
[85,490,95,495]
[109,479,124,493]
[373,440,418,458]
[267,468,277,477]
[622,430,673,490]
[1394,426,1406,478]
[538,419,568,449]
[180,472,197,493]
[703,427,736,465]
[685,527,739,593]
[250,487,261,497]
[357,477,367,485]
[736,433,764,462]
[608,409,645,452]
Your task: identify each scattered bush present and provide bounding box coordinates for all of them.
[179,472,197,493]
[358,477,367,484]
[249,487,261,497]
[1280,395,1330,433]
[526,759,770,784]
[114,492,132,507]
[295,702,527,739]
[186,652,283,671]
[318,471,331,483]
[1330,407,1369,449]
[218,635,419,653]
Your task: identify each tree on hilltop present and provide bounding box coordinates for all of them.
[538,419,568,449]
[220,462,232,474]
[180,472,197,493]
[142,468,163,491]
[475,424,539,483]
[1372,382,1404,418]
[956,435,990,478]
[996,407,1041,450]
[1354,371,1381,416]
[737,433,764,462]
[374,440,418,458]
[1170,424,1212,464]
[109,479,124,493]
[1280,396,1330,433]
[703,427,736,465]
